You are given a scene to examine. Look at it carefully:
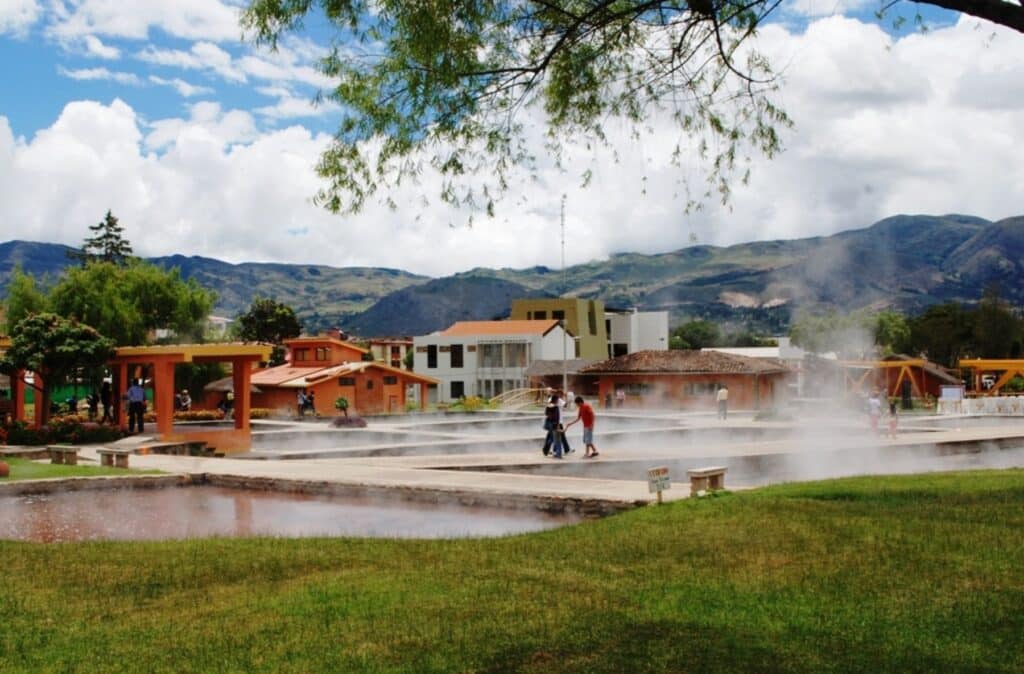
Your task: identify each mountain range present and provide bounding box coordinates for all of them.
[1,213,1021,337]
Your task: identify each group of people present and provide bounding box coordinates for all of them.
[541,389,598,459]
[296,390,316,417]
[174,389,192,412]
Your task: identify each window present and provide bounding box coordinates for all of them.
[534,310,547,320]
[506,342,528,368]
[450,344,464,368]
[367,380,374,389]
[383,376,398,385]
[588,302,598,335]
[451,381,465,398]
[684,382,717,396]
[293,348,310,362]
[338,377,356,386]
[552,310,565,320]
[613,343,628,357]
[427,344,437,368]
[479,343,503,368]
[315,347,329,361]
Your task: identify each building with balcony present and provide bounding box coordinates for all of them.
[413,320,575,403]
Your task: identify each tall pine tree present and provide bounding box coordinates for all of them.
[68,210,134,266]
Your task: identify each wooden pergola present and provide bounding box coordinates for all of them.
[109,343,272,452]
[959,359,1024,395]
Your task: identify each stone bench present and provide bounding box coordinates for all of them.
[47,445,80,466]
[96,447,133,469]
[687,466,727,494]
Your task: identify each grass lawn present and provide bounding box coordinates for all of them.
[2,469,1023,673]
[0,457,158,481]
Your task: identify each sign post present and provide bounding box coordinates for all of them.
[647,466,671,504]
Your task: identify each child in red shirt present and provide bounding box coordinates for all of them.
[566,396,599,458]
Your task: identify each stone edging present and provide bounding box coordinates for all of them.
[0,471,641,517]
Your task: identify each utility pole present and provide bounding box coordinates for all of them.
[561,194,568,394]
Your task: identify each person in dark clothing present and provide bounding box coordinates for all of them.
[100,380,114,424]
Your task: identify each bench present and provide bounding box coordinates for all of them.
[96,447,133,468]
[687,466,727,494]
[47,445,80,466]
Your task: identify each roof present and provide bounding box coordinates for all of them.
[202,377,262,394]
[283,336,370,354]
[525,359,600,377]
[440,320,566,337]
[580,350,790,375]
[113,343,273,362]
[250,361,439,389]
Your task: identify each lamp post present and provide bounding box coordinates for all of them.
[560,319,568,394]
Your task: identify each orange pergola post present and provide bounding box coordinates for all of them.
[11,369,25,423]
[232,358,252,432]
[153,357,177,438]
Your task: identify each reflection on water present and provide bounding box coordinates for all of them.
[0,487,581,543]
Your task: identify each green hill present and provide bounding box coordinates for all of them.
[2,213,1021,336]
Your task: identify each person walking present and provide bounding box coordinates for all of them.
[126,379,146,434]
[716,385,729,420]
[297,390,306,417]
[565,395,599,458]
[867,389,882,433]
[100,380,113,424]
[541,395,561,457]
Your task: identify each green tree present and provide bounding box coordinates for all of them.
[873,310,911,356]
[3,266,48,335]
[234,297,303,365]
[68,210,134,266]
[48,261,215,346]
[972,285,1022,358]
[671,320,721,350]
[243,1,1024,219]
[906,303,974,368]
[0,313,115,424]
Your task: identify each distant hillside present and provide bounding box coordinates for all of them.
[2,213,1022,336]
[344,276,549,336]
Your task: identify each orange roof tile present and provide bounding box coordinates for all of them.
[440,320,562,337]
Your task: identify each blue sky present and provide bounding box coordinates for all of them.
[1,2,1022,280]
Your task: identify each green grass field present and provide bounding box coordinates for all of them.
[2,469,1023,673]
[0,457,154,481]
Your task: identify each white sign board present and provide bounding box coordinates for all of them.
[648,466,671,493]
[939,385,965,401]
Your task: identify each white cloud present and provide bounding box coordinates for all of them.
[148,75,213,98]
[137,41,246,83]
[57,66,140,85]
[82,34,119,58]
[254,89,339,120]
[2,16,1024,279]
[0,0,39,35]
[785,0,873,18]
[47,0,241,42]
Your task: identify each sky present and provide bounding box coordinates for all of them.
[1,1,1023,277]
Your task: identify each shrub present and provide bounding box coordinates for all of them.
[249,408,272,419]
[329,416,367,428]
[449,395,493,412]
[2,419,126,445]
[174,409,225,422]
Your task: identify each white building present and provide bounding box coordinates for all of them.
[413,320,576,403]
[605,309,669,357]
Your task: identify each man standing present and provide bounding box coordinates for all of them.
[126,379,146,434]
[716,384,729,420]
[565,396,599,458]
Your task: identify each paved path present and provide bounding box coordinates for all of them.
[70,413,1024,509]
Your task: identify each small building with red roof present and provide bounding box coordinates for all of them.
[248,335,438,416]
[579,349,792,410]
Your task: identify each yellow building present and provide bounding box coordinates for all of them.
[510,298,607,359]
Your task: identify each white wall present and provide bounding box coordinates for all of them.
[413,325,572,403]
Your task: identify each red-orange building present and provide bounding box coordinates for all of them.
[249,336,437,416]
[579,350,791,410]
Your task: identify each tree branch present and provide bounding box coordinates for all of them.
[911,0,1024,33]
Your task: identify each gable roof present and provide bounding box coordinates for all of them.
[580,350,790,375]
[439,319,565,337]
[250,361,439,389]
